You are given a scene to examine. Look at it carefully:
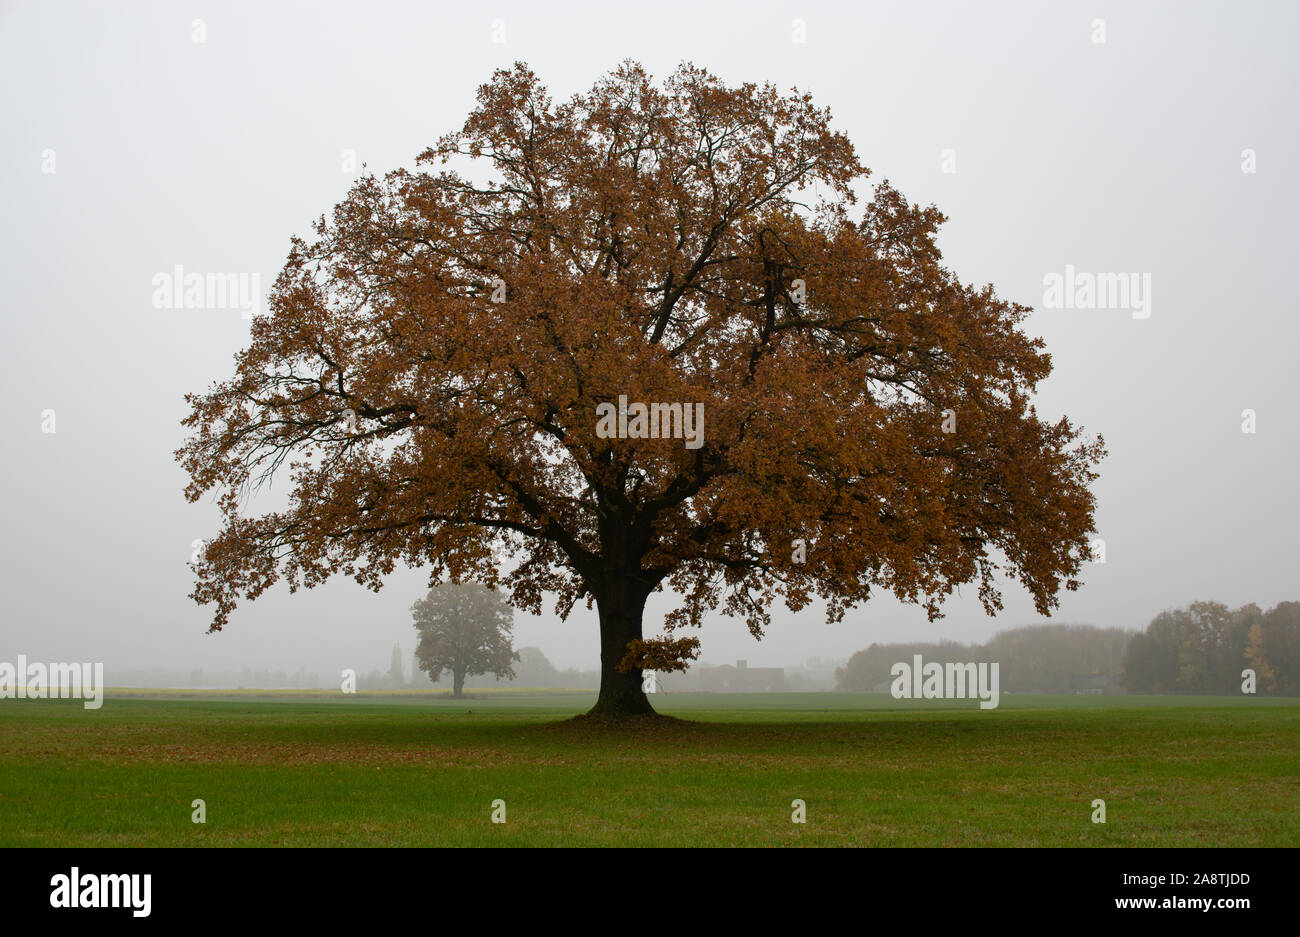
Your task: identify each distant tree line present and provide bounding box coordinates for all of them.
[834,601,1300,696]
[834,626,1131,693]
[497,646,600,690]
[229,666,321,689]
[1122,601,1300,694]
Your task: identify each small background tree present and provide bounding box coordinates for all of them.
[1244,622,1277,693]
[387,642,405,688]
[412,583,519,697]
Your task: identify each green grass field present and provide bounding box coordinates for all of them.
[2,691,1297,847]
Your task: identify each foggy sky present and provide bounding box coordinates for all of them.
[2,0,1296,681]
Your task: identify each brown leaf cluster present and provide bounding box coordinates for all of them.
[618,636,703,673]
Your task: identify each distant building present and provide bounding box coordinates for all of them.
[697,659,786,692]
[1067,673,1113,694]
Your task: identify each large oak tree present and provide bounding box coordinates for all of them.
[178,61,1105,718]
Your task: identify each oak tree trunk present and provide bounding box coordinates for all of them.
[588,579,657,718]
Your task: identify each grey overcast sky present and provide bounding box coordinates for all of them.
[1,0,1296,680]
